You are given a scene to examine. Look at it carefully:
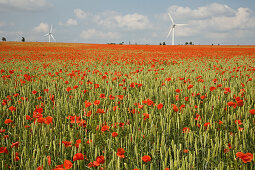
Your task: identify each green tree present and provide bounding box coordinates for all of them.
[189,41,193,45]
[185,42,188,45]
[22,37,25,42]
[162,42,166,45]
[2,37,6,41]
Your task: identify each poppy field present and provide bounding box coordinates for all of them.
[0,42,254,169]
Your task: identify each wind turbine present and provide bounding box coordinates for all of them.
[44,25,56,42]
[167,13,187,45]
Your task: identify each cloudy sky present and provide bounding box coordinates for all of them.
[0,0,255,45]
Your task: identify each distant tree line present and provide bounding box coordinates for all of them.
[1,37,26,42]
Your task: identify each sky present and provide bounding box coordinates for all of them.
[0,0,255,45]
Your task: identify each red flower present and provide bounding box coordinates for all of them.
[85,101,92,108]
[183,149,189,153]
[4,119,13,124]
[210,86,216,92]
[62,141,72,148]
[44,116,53,124]
[143,113,149,120]
[112,132,118,137]
[96,155,105,164]
[32,90,38,94]
[117,148,125,158]
[101,125,109,132]
[37,117,46,123]
[0,147,8,154]
[157,103,163,110]
[66,87,72,92]
[11,141,19,148]
[99,94,106,98]
[172,104,178,112]
[182,127,190,133]
[73,153,84,161]
[47,156,51,166]
[75,139,81,149]
[94,100,100,105]
[236,152,253,163]
[9,106,16,112]
[204,122,210,129]
[142,155,151,162]
[64,160,73,169]
[249,109,255,115]
[187,84,194,90]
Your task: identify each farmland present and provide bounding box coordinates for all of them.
[0,42,254,169]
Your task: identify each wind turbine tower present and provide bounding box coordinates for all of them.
[44,25,56,42]
[167,13,187,45]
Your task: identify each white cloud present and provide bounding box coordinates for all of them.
[168,3,235,20]
[59,18,78,26]
[96,11,150,30]
[80,29,120,39]
[33,22,49,33]
[74,8,87,19]
[0,0,49,11]
[114,13,150,30]
[164,3,255,40]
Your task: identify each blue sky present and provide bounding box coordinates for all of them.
[1,0,255,45]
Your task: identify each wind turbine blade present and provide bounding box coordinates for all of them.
[51,34,56,42]
[167,27,173,38]
[43,33,49,36]
[50,25,53,33]
[175,24,187,26]
[168,13,174,24]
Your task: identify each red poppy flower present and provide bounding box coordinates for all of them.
[157,103,163,110]
[187,84,194,90]
[204,122,210,128]
[47,156,51,166]
[182,127,190,133]
[11,141,19,148]
[109,95,115,100]
[64,160,73,169]
[143,113,149,120]
[62,141,72,148]
[75,139,81,149]
[0,147,8,154]
[9,106,16,112]
[73,85,78,89]
[209,86,216,92]
[73,153,84,161]
[236,152,253,163]
[142,155,151,162]
[4,119,13,124]
[101,125,109,132]
[99,94,106,98]
[183,149,189,153]
[66,87,72,92]
[37,117,46,123]
[94,100,100,105]
[172,104,178,112]
[44,116,53,124]
[32,90,38,94]
[112,132,118,137]
[117,148,125,158]
[96,155,105,164]
[250,109,255,115]
[94,84,100,89]
[85,101,92,108]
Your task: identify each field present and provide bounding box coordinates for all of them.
[0,42,254,169]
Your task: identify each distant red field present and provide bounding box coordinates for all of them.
[0,42,254,169]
